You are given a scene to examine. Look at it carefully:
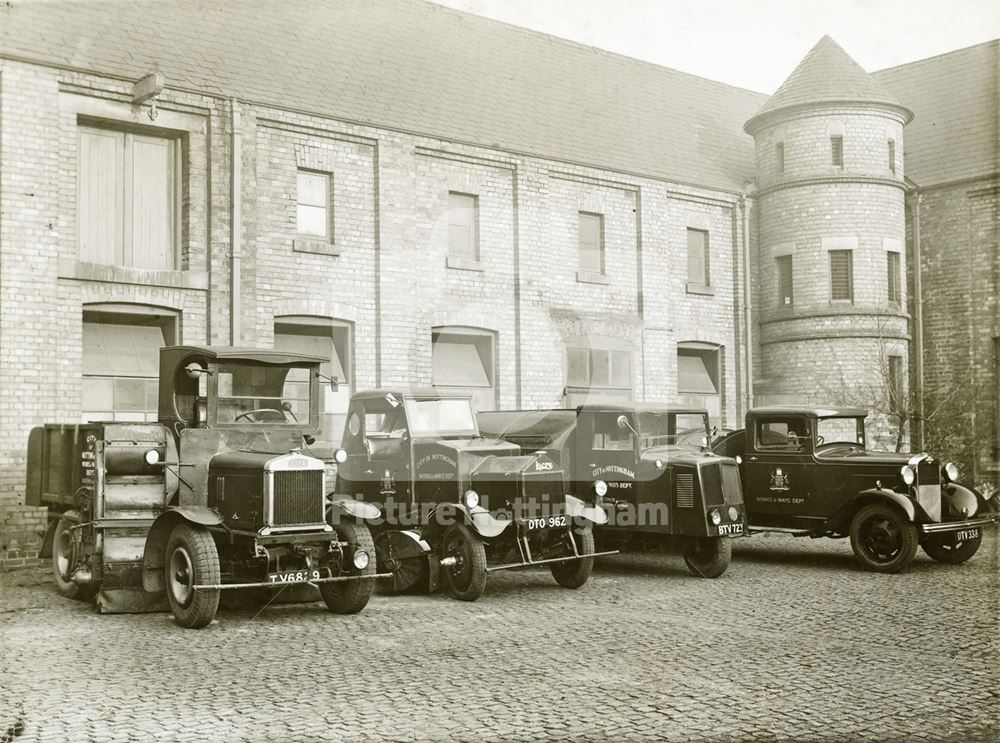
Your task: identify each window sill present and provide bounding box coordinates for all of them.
[685,282,715,296]
[576,270,609,285]
[293,238,339,256]
[59,260,208,290]
[829,299,855,305]
[446,256,483,272]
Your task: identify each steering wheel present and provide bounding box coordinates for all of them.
[234,408,286,423]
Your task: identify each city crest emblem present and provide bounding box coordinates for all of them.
[769,467,790,492]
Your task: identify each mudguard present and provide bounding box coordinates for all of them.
[942,483,983,519]
[565,494,608,525]
[858,488,916,521]
[328,498,381,522]
[141,506,223,593]
[425,502,511,539]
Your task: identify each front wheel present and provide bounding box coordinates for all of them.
[683,537,732,578]
[165,523,220,629]
[52,511,92,600]
[320,521,376,614]
[550,528,595,588]
[849,503,918,573]
[921,530,982,564]
[440,523,487,601]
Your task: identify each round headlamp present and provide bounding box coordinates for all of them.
[463,489,480,509]
[655,459,664,470]
[728,506,739,522]
[735,455,743,465]
[143,448,161,466]
[943,462,959,483]
[900,465,916,486]
[594,480,609,497]
[709,509,722,526]
[352,549,370,570]
[333,448,348,464]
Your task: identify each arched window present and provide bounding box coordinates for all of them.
[432,326,496,411]
[82,303,178,422]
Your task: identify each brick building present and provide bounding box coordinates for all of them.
[0,0,996,566]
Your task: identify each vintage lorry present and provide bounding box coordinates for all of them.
[711,405,1000,573]
[479,404,745,578]
[27,345,380,628]
[331,389,613,601]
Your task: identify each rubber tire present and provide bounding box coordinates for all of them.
[52,511,92,600]
[683,537,732,578]
[440,523,487,601]
[849,503,918,574]
[165,523,220,629]
[320,521,376,614]
[921,530,983,564]
[550,528,595,588]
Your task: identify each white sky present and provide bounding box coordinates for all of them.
[430,0,999,93]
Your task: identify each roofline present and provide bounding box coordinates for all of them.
[872,37,999,74]
[749,405,869,418]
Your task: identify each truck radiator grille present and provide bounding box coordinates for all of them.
[675,473,695,508]
[272,470,324,526]
[521,472,565,508]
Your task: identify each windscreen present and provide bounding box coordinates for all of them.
[638,412,709,450]
[214,362,313,425]
[404,398,477,436]
[816,416,866,447]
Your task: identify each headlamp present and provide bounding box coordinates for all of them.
[594,480,609,497]
[333,448,348,464]
[728,506,739,522]
[352,550,370,570]
[943,462,959,483]
[900,465,916,486]
[143,448,161,466]
[463,489,480,509]
[709,509,722,526]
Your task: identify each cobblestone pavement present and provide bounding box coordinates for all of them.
[1,531,998,743]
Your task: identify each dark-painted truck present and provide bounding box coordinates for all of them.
[28,345,379,628]
[332,389,613,601]
[711,405,1000,573]
[479,404,746,578]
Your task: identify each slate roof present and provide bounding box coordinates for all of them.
[0,0,767,192]
[744,36,913,133]
[874,40,999,187]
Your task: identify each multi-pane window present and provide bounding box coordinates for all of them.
[830,250,854,301]
[432,327,495,411]
[297,170,331,239]
[82,309,175,422]
[777,255,793,307]
[448,192,479,260]
[776,141,785,173]
[888,140,896,174]
[565,345,632,405]
[687,228,710,286]
[274,317,351,444]
[78,126,179,269]
[578,212,604,274]
[887,251,901,303]
[888,355,904,414]
[831,135,844,166]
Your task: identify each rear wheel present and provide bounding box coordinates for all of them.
[683,537,732,578]
[921,530,982,564]
[850,503,918,573]
[440,523,487,601]
[550,528,595,588]
[165,523,220,629]
[374,530,429,595]
[52,511,92,600]
[320,521,376,614]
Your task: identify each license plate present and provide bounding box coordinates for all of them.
[525,515,568,530]
[266,568,330,585]
[954,528,980,541]
[719,523,743,536]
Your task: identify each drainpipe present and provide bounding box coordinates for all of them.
[230,99,242,345]
[911,188,924,450]
[740,193,754,415]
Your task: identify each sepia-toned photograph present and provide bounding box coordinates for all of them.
[0,0,997,740]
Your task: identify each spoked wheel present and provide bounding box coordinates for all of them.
[683,537,732,578]
[440,523,487,601]
[51,511,92,600]
[921,530,983,564]
[165,523,220,629]
[850,504,917,573]
[374,530,429,595]
[319,521,376,614]
[550,528,595,588]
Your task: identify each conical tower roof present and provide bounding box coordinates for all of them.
[745,36,913,133]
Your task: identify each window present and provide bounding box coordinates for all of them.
[432,327,495,411]
[888,355,904,415]
[831,135,844,167]
[677,343,722,427]
[830,250,854,301]
[755,418,809,451]
[297,170,331,239]
[448,192,479,261]
[274,317,351,444]
[777,255,793,307]
[687,228,710,287]
[776,141,785,173]
[887,251,901,303]
[564,343,632,405]
[578,212,604,274]
[82,306,176,422]
[78,125,179,269]
[888,140,896,174]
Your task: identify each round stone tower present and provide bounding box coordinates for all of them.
[745,36,914,415]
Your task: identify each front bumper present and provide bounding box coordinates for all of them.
[920,515,998,535]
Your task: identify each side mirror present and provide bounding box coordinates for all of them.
[185,362,210,379]
[329,376,339,392]
[616,415,638,436]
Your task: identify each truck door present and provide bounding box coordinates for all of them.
[576,411,638,527]
[744,415,812,528]
[340,398,411,508]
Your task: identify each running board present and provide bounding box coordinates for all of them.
[747,526,813,536]
[486,549,619,572]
